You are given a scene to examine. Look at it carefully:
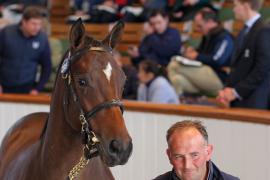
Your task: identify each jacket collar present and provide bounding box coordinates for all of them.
[172,161,214,180]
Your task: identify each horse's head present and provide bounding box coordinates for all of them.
[60,19,132,166]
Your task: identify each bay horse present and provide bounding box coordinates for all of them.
[0,19,132,180]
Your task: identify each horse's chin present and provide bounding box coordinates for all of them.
[97,141,132,167]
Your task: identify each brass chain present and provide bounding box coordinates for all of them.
[68,156,89,180]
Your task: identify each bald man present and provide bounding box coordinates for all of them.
[154,120,239,180]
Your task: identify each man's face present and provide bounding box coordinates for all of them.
[167,128,213,180]
[21,18,43,37]
[233,0,248,21]
[149,14,168,34]
[194,14,210,35]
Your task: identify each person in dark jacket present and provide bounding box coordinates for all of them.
[153,120,239,180]
[217,0,270,109]
[128,9,181,67]
[169,0,215,22]
[168,8,234,96]
[0,6,52,94]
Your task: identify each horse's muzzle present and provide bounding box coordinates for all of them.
[104,138,133,167]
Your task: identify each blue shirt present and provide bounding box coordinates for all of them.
[137,76,179,104]
[0,24,52,91]
[139,27,181,67]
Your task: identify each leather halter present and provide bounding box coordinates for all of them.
[62,46,124,180]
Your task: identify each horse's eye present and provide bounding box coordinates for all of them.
[78,79,87,86]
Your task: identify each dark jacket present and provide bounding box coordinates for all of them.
[196,26,234,83]
[153,161,239,180]
[139,27,181,67]
[0,24,52,91]
[226,18,270,109]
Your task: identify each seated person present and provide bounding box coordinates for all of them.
[137,60,179,104]
[154,120,239,180]
[0,1,47,25]
[69,0,118,23]
[122,0,167,22]
[167,8,234,97]
[72,0,103,15]
[128,9,181,67]
[169,0,215,22]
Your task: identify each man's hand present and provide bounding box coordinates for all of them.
[184,47,198,60]
[30,89,39,95]
[217,87,237,108]
[127,46,140,58]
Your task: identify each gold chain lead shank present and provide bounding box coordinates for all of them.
[68,156,89,180]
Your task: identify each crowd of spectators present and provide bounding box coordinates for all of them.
[1,0,270,110]
[67,0,220,23]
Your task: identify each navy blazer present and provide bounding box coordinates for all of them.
[226,18,270,109]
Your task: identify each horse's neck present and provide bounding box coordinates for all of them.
[37,77,113,180]
[40,78,83,177]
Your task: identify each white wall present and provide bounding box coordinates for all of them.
[0,102,270,180]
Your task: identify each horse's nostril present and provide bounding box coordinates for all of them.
[109,140,122,154]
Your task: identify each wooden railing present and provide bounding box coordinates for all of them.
[1,94,270,125]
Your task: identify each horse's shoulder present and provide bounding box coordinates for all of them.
[0,112,48,176]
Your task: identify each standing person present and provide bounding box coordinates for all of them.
[167,8,234,97]
[128,9,181,67]
[137,60,179,104]
[217,0,270,109]
[0,6,52,94]
[154,120,239,180]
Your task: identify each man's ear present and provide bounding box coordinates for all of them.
[166,148,173,165]
[206,144,213,161]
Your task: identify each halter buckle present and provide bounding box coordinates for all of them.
[90,131,100,144]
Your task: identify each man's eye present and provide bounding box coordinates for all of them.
[191,153,199,158]
[174,155,183,160]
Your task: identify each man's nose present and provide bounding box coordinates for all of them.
[184,157,192,169]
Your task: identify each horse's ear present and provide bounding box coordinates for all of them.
[69,18,85,48]
[103,21,125,49]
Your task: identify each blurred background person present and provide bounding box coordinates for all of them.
[137,60,179,104]
[217,0,270,109]
[168,8,234,97]
[0,0,48,25]
[128,9,181,67]
[0,6,52,94]
[169,0,216,22]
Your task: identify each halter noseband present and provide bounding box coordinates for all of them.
[62,46,124,180]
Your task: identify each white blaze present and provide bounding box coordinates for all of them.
[103,62,112,82]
